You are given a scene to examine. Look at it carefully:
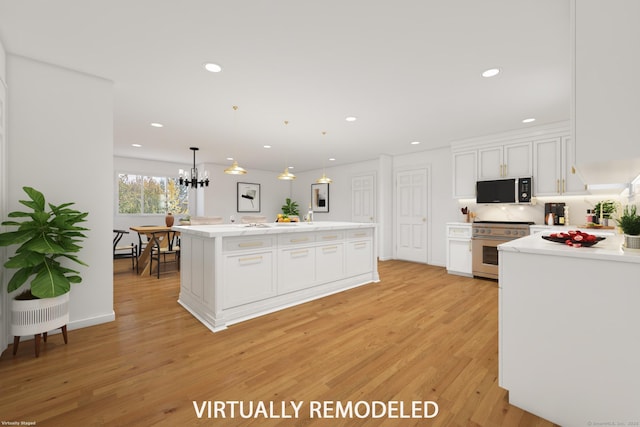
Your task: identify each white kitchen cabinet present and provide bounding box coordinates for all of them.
[344,229,374,278]
[533,136,585,196]
[446,223,472,277]
[478,142,532,180]
[452,149,477,199]
[573,0,640,167]
[279,246,316,293]
[223,250,276,309]
[316,243,344,283]
[178,223,378,332]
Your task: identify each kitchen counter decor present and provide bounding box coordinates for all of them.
[541,230,604,247]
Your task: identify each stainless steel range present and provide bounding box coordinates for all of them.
[472,221,533,279]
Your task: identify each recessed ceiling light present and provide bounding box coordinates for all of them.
[329,158,336,162]
[150,122,163,128]
[226,157,234,161]
[132,144,142,148]
[522,118,536,123]
[345,116,357,122]
[482,68,500,78]
[263,145,272,149]
[204,63,222,73]
[411,141,421,145]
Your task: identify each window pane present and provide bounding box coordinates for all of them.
[166,178,189,215]
[118,173,189,215]
[143,176,167,214]
[118,174,142,214]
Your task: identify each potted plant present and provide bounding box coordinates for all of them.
[0,187,89,356]
[593,200,617,226]
[616,204,640,250]
[277,198,300,222]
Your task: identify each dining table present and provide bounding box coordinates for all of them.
[129,225,177,276]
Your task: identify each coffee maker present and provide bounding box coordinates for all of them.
[544,202,566,225]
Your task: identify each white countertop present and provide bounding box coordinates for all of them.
[173,221,376,238]
[498,230,640,264]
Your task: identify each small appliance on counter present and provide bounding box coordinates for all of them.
[544,202,566,225]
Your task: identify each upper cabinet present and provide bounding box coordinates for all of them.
[533,136,585,196]
[451,122,573,199]
[452,150,477,199]
[572,0,640,183]
[478,142,532,180]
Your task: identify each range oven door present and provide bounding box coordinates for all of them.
[472,237,507,279]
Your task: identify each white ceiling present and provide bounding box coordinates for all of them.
[0,0,570,173]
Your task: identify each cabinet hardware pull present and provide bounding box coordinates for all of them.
[290,250,309,256]
[556,179,560,193]
[238,241,264,248]
[239,255,263,263]
[290,238,309,243]
[504,164,507,177]
[571,166,576,174]
[562,179,566,193]
[354,243,367,249]
[353,232,367,237]
[322,235,338,240]
[323,246,339,251]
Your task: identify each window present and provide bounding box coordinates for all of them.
[118,174,189,215]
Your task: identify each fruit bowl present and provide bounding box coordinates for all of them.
[541,230,605,247]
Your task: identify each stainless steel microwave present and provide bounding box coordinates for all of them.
[476,177,532,204]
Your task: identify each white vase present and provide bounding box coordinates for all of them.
[624,234,640,250]
[11,292,70,336]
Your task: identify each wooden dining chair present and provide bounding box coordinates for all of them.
[149,230,180,278]
[113,229,138,272]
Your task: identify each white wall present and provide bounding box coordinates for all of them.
[0,38,8,353]
[5,55,114,334]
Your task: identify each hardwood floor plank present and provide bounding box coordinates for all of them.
[0,259,557,426]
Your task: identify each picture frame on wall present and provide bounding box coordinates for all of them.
[311,183,329,213]
[237,182,261,212]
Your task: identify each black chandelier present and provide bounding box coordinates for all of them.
[179,147,209,188]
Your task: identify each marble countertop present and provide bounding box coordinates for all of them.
[172,221,376,238]
[498,230,640,264]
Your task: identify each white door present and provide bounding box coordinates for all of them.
[396,169,428,263]
[351,174,375,223]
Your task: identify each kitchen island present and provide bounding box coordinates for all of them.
[173,221,378,332]
[498,231,640,426]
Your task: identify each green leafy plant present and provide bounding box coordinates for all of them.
[616,205,640,236]
[281,198,299,217]
[0,187,89,298]
[593,200,617,219]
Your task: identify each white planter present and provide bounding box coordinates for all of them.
[624,234,640,250]
[11,292,70,336]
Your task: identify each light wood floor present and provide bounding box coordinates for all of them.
[0,259,557,426]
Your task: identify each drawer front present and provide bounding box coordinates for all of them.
[224,236,274,252]
[447,225,471,239]
[346,228,373,240]
[277,233,316,247]
[223,251,275,308]
[316,231,344,242]
[278,247,316,293]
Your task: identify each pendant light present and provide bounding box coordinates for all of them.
[179,147,209,188]
[277,120,296,180]
[224,106,247,175]
[316,131,332,184]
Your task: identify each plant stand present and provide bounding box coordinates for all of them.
[11,293,70,357]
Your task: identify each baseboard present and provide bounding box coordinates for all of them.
[68,311,116,331]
